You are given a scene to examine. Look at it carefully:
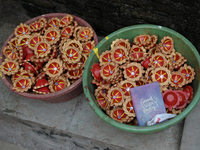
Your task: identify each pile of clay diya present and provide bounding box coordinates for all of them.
[91,35,195,125]
[0,14,96,94]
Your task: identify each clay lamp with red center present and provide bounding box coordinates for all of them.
[44,27,61,45]
[144,35,158,50]
[0,59,19,76]
[33,78,49,90]
[3,46,18,60]
[182,85,193,102]
[48,17,60,28]
[135,78,146,87]
[145,67,154,83]
[95,85,110,98]
[99,50,112,66]
[11,68,22,83]
[13,77,32,92]
[123,99,136,117]
[169,72,186,89]
[61,46,82,64]
[48,45,58,60]
[49,76,70,93]
[123,62,144,82]
[28,33,43,50]
[36,71,47,80]
[148,45,161,56]
[66,69,83,80]
[110,107,129,123]
[82,40,95,56]
[77,27,94,42]
[14,23,30,37]
[150,53,167,68]
[20,69,36,85]
[44,59,63,78]
[23,61,38,75]
[133,34,151,47]
[170,52,187,70]
[159,36,174,55]
[110,38,131,51]
[29,20,44,32]
[34,40,51,58]
[91,63,102,82]
[63,40,83,52]
[8,37,19,49]
[176,90,190,110]
[141,56,151,69]
[18,35,34,55]
[162,89,180,111]
[111,46,128,65]
[38,17,47,28]
[64,62,81,71]
[108,87,124,107]
[129,45,147,62]
[100,62,119,81]
[109,70,123,85]
[30,55,49,63]
[61,26,74,39]
[178,64,195,85]
[96,94,110,111]
[152,67,171,86]
[33,86,50,94]
[59,14,73,28]
[118,80,136,99]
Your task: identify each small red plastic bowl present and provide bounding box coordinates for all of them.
[0,13,98,103]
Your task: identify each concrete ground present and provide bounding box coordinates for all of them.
[0,1,199,150]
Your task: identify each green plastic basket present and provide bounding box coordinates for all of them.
[83,24,200,134]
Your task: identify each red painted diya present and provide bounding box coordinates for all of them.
[3,46,18,60]
[110,38,130,51]
[179,64,195,84]
[148,45,161,56]
[176,90,190,110]
[13,77,32,92]
[82,41,95,56]
[59,14,73,28]
[92,79,110,87]
[48,17,60,28]
[49,76,70,92]
[14,23,30,37]
[135,78,146,87]
[96,94,110,111]
[129,45,147,62]
[18,35,30,48]
[20,69,36,85]
[110,107,129,123]
[28,33,43,50]
[61,26,74,39]
[100,62,119,81]
[8,37,19,49]
[63,40,83,52]
[118,80,136,98]
[34,40,51,58]
[150,53,167,68]
[91,63,102,82]
[99,50,112,66]
[170,52,186,70]
[162,89,180,111]
[66,69,83,79]
[182,85,193,101]
[29,20,44,32]
[111,46,128,64]
[123,99,136,117]
[64,62,81,71]
[152,67,171,86]
[33,86,50,94]
[44,27,61,45]
[159,36,174,55]
[144,35,158,49]
[77,27,93,42]
[123,62,144,82]
[108,87,124,107]
[141,56,151,69]
[0,59,19,76]
[145,67,154,83]
[23,61,38,75]
[95,85,110,97]
[44,59,63,78]
[133,34,151,47]
[169,72,185,89]
[61,46,82,64]
[11,68,22,83]
[33,78,49,89]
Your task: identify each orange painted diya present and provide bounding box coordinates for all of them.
[123,62,144,82]
[59,15,73,28]
[44,27,61,45]
[123,99,136,117]
[99,50,112,66]
[179,64,195,84]
[13,77,32,92]
[0,59,19,76]
[49,76,70,92]
[133,34,151,47]
[77,27,93,42]
[169,72,185,89]
[108,87,124,107]
[14,23,30,37]
[152,67,171,86]
[118,80,136,98]
[111,46,128,64]
[150,53,167,68]
[110,108,129,123]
